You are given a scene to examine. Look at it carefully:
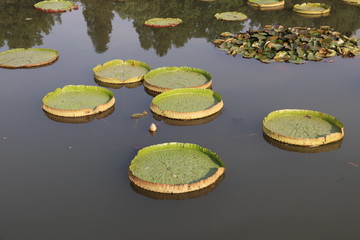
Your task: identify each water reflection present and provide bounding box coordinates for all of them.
[2,0,359,54]
[0,0,60,49]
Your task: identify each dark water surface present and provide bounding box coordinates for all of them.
[1,0,360,239]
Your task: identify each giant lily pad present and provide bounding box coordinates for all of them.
[42,85,115,117]
[214,12,248,21]
[0,48,59,68]
[247,0,285,8]
[144,66,212,93]
[150,88,223,120]
[144,18,183,28]
[93,59,151,85]
[342,0,360,6]
[263,109,344,146]
[128,142,225,194]
[34,0,78,13]
[293,3,331,15]
[213,25,360,63]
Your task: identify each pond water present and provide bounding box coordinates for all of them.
[1,0,360,239]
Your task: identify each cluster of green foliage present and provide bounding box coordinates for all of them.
[214,25,360,63]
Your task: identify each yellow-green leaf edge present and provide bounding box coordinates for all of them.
[128,142,225,194]
[143,66,213,93]
[293,3,331,15]
[0,48,59,68]
[42,85,115,118]
[93,59,151,84]
[150,88,223,120]
[263,109,344,146]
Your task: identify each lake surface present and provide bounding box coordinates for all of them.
[1,0,360,239]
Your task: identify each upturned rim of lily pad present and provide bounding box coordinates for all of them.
[247,0,285,8]
[263,133,343,153]
[143,66,213,93]
[263,109,344,146]
[42,85,115,118]
[144,18,183,28]
[34,0,78,13]
[0,48,59,68]
[131,173,225,200]
[293,3,331,15]
[214,12,248,21]
[93,59,151,85]
[150,88,223,120]
[128,142,225,194]
[341,0,360,5]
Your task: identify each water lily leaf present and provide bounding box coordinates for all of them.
[214,12,248,21]
[34,0,78,13]
[247,0,285,9]
[144,66,212,93]
[293,3,331,15]
[288,57,306,64]
[42,85,115,118]
[93,59,151,85]
[150,88,223,120]
[273,51,290,62]
[128,142,225,193]
[0,48,59,68]
[144,18,182,28]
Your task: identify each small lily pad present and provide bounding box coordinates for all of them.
[144,18,183,28]
[93,59,151,85]
[34,0,78,13]
[263,109,344,146]
[293,3,331,15]
[128,142,225,193]
[0,48,59,68]
[247,0,285,8]
[214,12,248,21]
[144,66,212,93]
[150,88,223,120]
[42,85,115,117]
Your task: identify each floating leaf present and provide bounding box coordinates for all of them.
[0,48,59,68]
[150,88,223,120]
[263,109,344,146]
[93,59,151,85]
[144,18,182,28]
[214,12,248,21]
[128,142,225,193]
[144,66,212,93]
[42,85,115,118]
[293,3,331,16]
[34,0,78,13]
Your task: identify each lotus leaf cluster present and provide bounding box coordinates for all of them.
[213,25,360,64]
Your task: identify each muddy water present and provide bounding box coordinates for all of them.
[0,0,360,239]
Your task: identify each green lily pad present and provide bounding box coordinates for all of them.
[263,109,344,146]
[144,66,212,93]
[144,18,183,28]
[128,142,225,193]
[293,3,331,15]
[34,0,78,13]
[214,12,248,21]
[247,0,285,8]
[93,59,151,85]
[0,48,59,68]
[150,88,223,120]
[42,85,115,117]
